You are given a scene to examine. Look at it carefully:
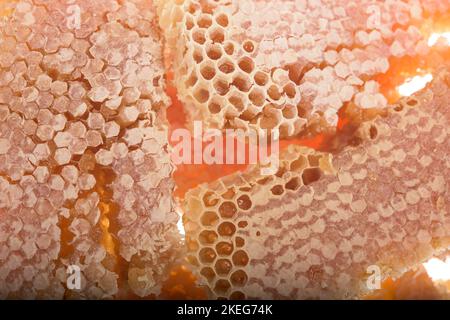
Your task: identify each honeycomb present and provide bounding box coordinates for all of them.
[157,0,450,137]
[0,0,181,298]
[0,0,449,301]
[182,67,450,299]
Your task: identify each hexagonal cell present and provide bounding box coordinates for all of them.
[237,57,254,74]
[232,250,249,267]
[236,194,252,210]
[211,187,232,203]
[200,267,216,283]
[259,108,282,130]
[187,254,199,267]
[302,167,322,185]
[214,259,232,276]
[192,48,204,64]
[208,26,225,43]
[201,211,219,227]
[228,93,245,112]
[254,71,269,86]
[218,201,237,218]
[248,87,265,107]
[199,230,219,245]
[214,279,231,296]
[237,221,248,228]
[270,185,284,196]
[285,177,301,191]
[217,222,236,237]
[214,79,230,96]
[215,13,229,27]
[193,86,210,103]
[218,58,235,74]
[230,270,248,287]
[185,15,194,30]
[290,155,307,171]
[234,237,245,248]
[206,43,223,60]
[282,104,297,119]
[197,14,212,28]
[200,61,216,81]
[186,237,199,252]
[267,84,282,101]
[283,83,297,98]
[199,247,217,264]
[232,73,251,93]
[192,28,206,45]
[203,191,220,207]
[242,39,255,53]
[223,41,235,55]
[308,154,322,167]
[208,100,221,114]
[215,241,234,256]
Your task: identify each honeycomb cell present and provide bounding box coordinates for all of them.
[197,14,212,28]
[216,241,234,256]
[302,167,322,185]
[194,86,210,103]
[285,177,301,191]
[235,237,245,248]
[199,247,217,264]
[209,26,225,43]
[215,13,229,27]
[201,211,219,227]
[214,79,230,96]
[214,279,231,295]
[248,88,265,107]
[270,185,284,196]
[214,259,232,276]
[218,201,237,218]
[232,250,249,267]
[199,230,219,245]
[254,71,269,87]
[236,194,252,210]
[230,270,248,287]
[206,44,223,60]
[200,267,216,282]
[192,29,206,45]
[208,100,221,114]
[217,222,236,237]
[202,191,220,207]
[221,188,235,200]
[200,62,216,80]
[232,74,251,93]
[242,40,255,53]
[223,41,235,55]
[218,59,235,74]
[238,57,254,74]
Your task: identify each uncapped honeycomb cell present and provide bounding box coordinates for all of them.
[182,68,450,299]
[0,0,180,299]
[157,0,450,137]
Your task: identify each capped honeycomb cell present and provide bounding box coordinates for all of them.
[157,0,450,137]
[0,0,180,299]
[182,68,450,299]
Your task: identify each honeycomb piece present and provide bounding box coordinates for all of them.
[0,0,180,299]
[157,0,449,137]
[182,68,450,299]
